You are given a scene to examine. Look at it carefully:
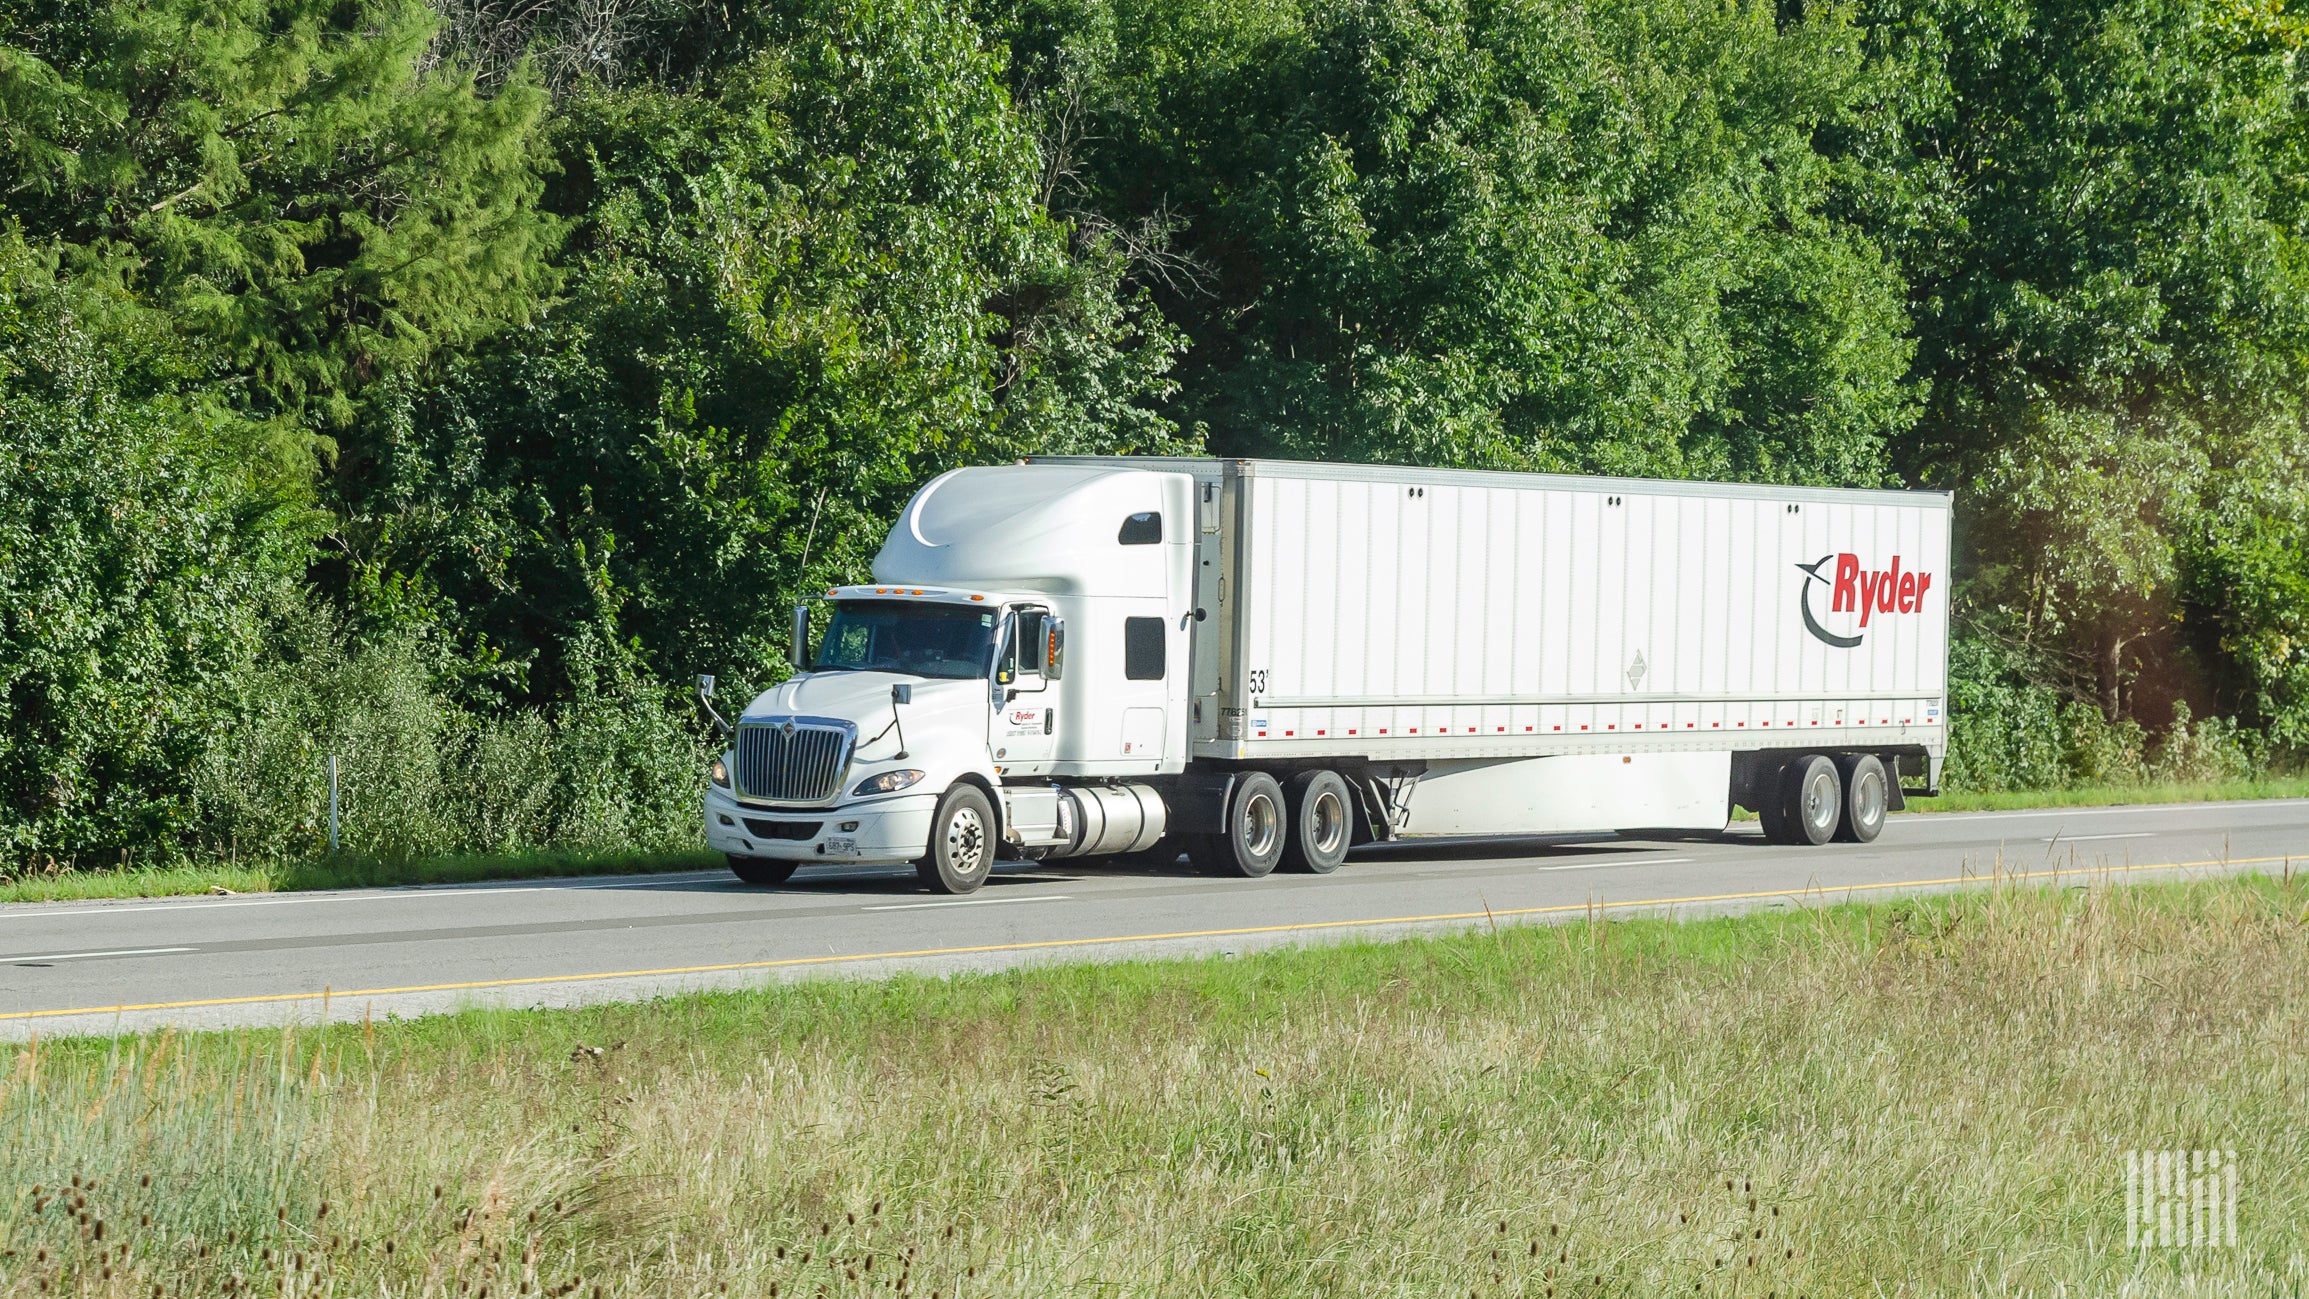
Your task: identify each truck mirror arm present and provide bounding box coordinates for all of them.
[887,683,911,760]
[697,675,731,738]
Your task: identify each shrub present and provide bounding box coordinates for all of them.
[191,621,708,865]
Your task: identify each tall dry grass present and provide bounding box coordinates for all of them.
[4,875,2306,1296]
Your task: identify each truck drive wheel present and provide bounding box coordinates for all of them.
[1280,770,1352,873]
[727,854,799,886]
[916,783,997,894]
[1781,754,1843,846]
[1837,754,1889,843]
[1189,771,1286,878]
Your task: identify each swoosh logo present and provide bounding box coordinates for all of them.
[1797,556,1862,648]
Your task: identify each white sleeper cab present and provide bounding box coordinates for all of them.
[701,457,1953,892]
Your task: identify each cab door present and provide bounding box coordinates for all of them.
[991,606,1058,774]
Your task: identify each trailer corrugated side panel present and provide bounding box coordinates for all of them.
[1221,466,1950,761]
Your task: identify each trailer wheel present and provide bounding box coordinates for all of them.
[1755,762,1796,843]
[915,783,997,894]
[726,854,798,886]
[1280,770,1352,874]
[1189,771,1285,878]
[1837,755,1889,843]
[1780,754,1842,846]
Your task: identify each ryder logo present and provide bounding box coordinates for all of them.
[1796,554,1933,648]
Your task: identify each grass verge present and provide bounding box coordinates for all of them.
[0,847,724,905]
[5,874,2305,1294]
[1904,775,2309,813]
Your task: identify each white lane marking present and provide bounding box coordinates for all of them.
[9,946,197,963]
[2040,832,2154,843]
[1534,857,1692,872]
[0,872,737,921]
[864,894,1074,912]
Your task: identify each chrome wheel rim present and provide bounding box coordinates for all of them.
[1853,771,1884,829]
[1804,770,1837,832]
[1309,790,1347,856]
[1240,791,1281,859]
[946,805,988,877]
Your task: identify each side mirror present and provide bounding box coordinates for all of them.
[1044,617,1066,680]
[696,673,730,737]
[790,604,810,670]
[891,683,913,706]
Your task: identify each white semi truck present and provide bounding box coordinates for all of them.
[701,457,1952,892]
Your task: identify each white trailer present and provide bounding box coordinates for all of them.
[700,457,1951,891]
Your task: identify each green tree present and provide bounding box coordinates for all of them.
[343,0,1186,698]
[0,238,310,859]
[999,0,1918,482]
[0,0,558,432]
[1842,0,2309,729]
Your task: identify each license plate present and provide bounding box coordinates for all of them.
[823,837,857,854]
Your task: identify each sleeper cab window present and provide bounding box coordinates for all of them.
[1118,511,1162,545]
[1123,617,1166,680]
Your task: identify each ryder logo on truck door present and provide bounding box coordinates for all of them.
[1796,554,1934,648]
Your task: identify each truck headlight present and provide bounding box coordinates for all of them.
[852,769,924,797]
[710,755,731,789]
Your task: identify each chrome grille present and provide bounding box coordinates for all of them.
[734,719,853,804]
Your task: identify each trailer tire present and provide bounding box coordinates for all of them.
[915,783,998,894]
[1836,755,1889,843]
[1188,771,1286,878]
[1755,762,1795,843]
[726,855,799,886]
[1781,754,1842,846]
[1279,770,1352,874]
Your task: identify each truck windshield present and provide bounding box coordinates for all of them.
[814,601,997,680]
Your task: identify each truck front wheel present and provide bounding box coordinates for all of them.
[1189,771,1286,878]
[916,783,997,894]
[727,855,799,886]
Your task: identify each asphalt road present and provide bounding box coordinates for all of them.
[5,799,2306,1039]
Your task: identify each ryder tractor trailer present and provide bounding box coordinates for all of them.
[700,457,1953,893]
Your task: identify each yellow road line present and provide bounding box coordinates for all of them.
[3,852,2297,1023]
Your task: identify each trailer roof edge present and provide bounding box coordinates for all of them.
[1024,455,1953,508]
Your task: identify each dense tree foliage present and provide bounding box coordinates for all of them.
[1841,0,2309,736]
[340,0,1186,699]
[1,0,2304,862]
[1022,0,1920,481]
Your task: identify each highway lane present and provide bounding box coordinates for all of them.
[4,799,2305,1038]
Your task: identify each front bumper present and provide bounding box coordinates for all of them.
[704,787,936,866]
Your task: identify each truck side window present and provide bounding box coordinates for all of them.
[1123,617,1165,679]
[1118,512,1162,545]
[1016,611,1047,674]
